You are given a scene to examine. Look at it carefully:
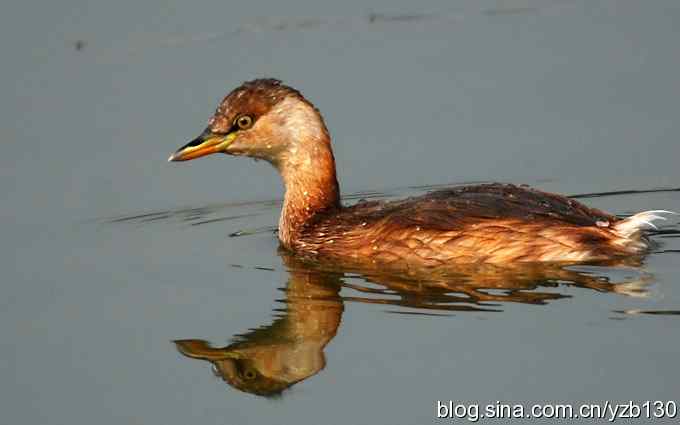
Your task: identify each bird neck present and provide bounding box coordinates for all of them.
[277,133,340,249]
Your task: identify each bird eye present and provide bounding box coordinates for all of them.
[243,368,257,380]
[235,115,253,130]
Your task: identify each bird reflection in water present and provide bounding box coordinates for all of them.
[174,251,649,397]
[176,251,344,397]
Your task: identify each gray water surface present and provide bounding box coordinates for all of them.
[2,0,680,424]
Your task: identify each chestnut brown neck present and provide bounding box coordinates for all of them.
[271,99,341,248]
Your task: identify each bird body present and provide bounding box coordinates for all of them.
[294,183,654,265]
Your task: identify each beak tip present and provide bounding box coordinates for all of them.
[168,153,179,162]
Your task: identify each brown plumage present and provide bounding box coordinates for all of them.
[169,79,669,265]
[298,183,629,264]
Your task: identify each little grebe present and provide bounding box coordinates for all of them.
[169,79,672,265]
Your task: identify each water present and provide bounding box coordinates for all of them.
[2,0,680,424]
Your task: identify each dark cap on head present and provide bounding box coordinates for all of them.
[208,79,304,134]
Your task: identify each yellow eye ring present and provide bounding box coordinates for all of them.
[243,369,257,380]
[236,115,253,130]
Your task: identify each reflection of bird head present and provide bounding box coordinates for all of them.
[174,267,343,398]
[175,339,293,397]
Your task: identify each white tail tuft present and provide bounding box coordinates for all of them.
[614,210,678,239]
